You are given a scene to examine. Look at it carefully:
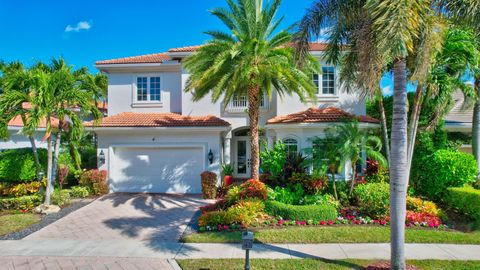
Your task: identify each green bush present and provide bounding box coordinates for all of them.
[267,184,304,205]
[225,185,241,205]
[51,189,71,207]
[354,183,390,219]
[265,200,337,221]
[0,194,43,210]
[70,186,91,198]
[445,186,480,225]
[0,148,47,182]
[260,141,286,179]
[413,150,477,200]
[198,199,266,227]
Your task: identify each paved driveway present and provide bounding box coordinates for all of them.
[25,193,210,243]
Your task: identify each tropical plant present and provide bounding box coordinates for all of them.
[330,120,386,196]
[0,62,42,178]
[221,163,234,176]
[27,58,102,204]
[184,0,319,180]
[260,141,287,179]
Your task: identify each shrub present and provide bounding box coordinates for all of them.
[0,181,42,197]
[413,149,477,200]
[267,184,304,205]
[51,189,71,206]
[283,152,308,180]
[406,197,441,217]
[225,186,241,205]
[79,170,108,195]
[265,200,338,221]
[200,171,217,199]
[0,195,42,210]
[200,199,228,213]
[227,199,265,226]
[0,148,47,182]
[239,179,268,201]
[364,160,389,183]
[354,183,390,219]
[260,141,286,179]
[405,211,442,227]
[198,210,234,227]
[445,186,480,224]
[70,186,91,198]
[290,172,327,195]
[302,193,340,209]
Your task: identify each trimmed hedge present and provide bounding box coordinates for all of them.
[445,186,480,225]
[265,201,337,221]
[0,194,43,210]
[0,148,47,182]
[413,149,477,200]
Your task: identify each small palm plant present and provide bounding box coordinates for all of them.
[331,120,387,196]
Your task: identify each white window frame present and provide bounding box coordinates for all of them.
[312,66,338,100]
[133,75,163,105]
[283,137,299,155]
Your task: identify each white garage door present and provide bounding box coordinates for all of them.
[110,147,204,193]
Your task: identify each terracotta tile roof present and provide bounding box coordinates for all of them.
[8,115,59,128]
[267,107,379,125]
[95,53,170,65]
[85,112,230,128]
[168,45,203,52]
[96,42,334,65]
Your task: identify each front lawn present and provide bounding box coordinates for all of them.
[0,211,41,236]
[182,226,480,244]
[177,259,480,270]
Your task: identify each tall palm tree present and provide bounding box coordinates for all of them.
[331,120,387,195]
[28,59,102,204]
[0,62,43,178]
[184,0,319,180]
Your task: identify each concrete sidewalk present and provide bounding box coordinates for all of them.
[1,240,480,261]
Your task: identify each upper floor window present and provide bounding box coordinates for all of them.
[136,76,161,102]
[312,67,336,95]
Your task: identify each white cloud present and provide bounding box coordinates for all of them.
[382,85,393,96]
[65,21,91,32]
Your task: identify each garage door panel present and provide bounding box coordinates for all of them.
[110,147,204,194]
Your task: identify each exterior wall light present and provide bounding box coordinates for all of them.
[208,149,214,164]
[99,150,106,165]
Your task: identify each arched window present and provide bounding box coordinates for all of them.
[283,138,298,155]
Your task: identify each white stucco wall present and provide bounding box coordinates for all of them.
[0,129,47,150]
[107,69,182,116]
[95,128,224,184]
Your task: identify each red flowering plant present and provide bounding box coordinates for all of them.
[405,211,442,228]
[200,199,228,214]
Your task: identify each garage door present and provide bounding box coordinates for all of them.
[110,147,204,193]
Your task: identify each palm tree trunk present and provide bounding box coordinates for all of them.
[390,57,409,270]
[377,89,390,166]
[44,118,54,205]
[21,115,41,179]
[349,162,356,196]
[331,171,338,200]
[248,85,261,180]
[406,84,423,181]
[51,125,63,186]
[473,77,480,181]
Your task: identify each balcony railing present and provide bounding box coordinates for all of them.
[226,95,269,113]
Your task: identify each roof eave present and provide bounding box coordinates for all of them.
[265,122,380,129]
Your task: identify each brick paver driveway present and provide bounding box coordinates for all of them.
[25,193,209,242]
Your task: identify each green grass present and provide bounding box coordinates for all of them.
[182,226,480,244]
[0,211,41,236]
[177,259,480,270]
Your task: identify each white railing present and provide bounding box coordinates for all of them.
[226,95,269,113]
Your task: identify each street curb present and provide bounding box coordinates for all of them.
[168,258,183,270]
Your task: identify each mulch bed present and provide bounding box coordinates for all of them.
[0,198,95,240]
[365,261,421,270]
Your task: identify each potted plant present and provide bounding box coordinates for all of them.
[221,163,234,186]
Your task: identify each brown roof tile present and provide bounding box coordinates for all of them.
[8,115,59,128]
[267,107,379,125]
[85,112,230,128]
[168,45,203,53]
[95,53,170,65]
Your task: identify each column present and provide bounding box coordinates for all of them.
[224,131,232,165]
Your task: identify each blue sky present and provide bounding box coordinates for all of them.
[0,0,402,94]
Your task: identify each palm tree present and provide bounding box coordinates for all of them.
[331,120,387,195]
[184,0,319,180]
[0,62,43,178]
[28,59,102,204]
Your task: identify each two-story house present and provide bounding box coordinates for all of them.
[89,42,379,194]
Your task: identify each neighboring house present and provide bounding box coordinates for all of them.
[1,115,58,150]
[89,42,379,194]
[445,90,473,153]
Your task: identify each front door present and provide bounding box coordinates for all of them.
[233,137,251,178]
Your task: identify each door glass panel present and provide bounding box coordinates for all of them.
[237,140,247,174]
